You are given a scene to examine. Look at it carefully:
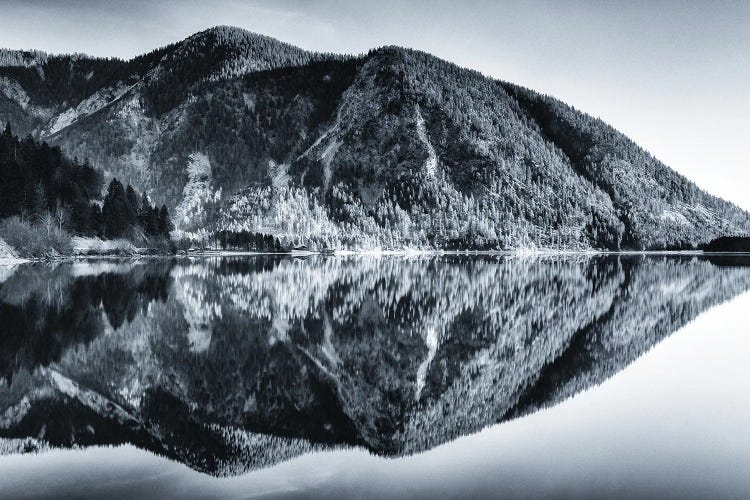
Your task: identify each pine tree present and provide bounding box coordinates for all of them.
[0,123,102,233]
[103,179,130,238]
[33,183,48,216]
[148,207,159,236]
[157,205,172,235]
[126,185,139,219]
[138,193,152,232]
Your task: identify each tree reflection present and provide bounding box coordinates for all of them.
[0,261,173,382]
[1,255,749,475]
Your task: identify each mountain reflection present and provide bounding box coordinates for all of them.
[1,255,749,475]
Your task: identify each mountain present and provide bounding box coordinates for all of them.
[2,255,750,475]
[1,26,748,250]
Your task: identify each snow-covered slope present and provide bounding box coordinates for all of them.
[44,82,134,135]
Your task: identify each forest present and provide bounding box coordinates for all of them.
[0,122,171,256]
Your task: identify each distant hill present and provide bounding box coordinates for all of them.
[1,26,748,250]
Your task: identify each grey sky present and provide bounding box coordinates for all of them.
[2,0,748,209]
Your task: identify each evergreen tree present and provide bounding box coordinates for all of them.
[138,193,151,229]
[0,122,177,243]
[157,205,172,235]
[102,179,130,238]
[0,123,102,231]
[89,204,103,237]
[126,185,139,217]
[33,183,48,216]
[137,193,162,236]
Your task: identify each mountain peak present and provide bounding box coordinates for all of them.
[182,25,309,55]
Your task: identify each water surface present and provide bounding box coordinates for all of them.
[1,254,749,498]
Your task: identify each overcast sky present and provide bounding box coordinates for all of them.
[2,0,748,209]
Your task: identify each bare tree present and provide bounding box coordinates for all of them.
[54,201,70,231]
[39,211,55,237]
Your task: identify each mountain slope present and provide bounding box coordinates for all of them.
[1,29,747,249]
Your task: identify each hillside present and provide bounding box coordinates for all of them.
[1,27,748,250]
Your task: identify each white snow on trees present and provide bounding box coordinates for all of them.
[660,209,690,226]
[173,153,222,234]
[415,105,438,178]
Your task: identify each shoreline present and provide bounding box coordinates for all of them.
[2,249,750,266]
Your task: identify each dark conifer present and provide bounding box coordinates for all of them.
[126,185,139,216]
[138,193,151,230]
[157,205,171,235]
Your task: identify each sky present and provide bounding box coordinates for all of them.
[1,0,748,209]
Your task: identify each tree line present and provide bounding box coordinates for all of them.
[100,178,172,239]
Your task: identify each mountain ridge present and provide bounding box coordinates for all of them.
[1,27,748,250]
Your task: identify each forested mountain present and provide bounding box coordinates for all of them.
[2,255,750,474]
[1,26,747,250]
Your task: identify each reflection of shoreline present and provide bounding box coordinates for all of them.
[5,250,750,268]
[0,258,28,266]
[183,249,733,257]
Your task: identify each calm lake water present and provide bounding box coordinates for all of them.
[1,254,749,499]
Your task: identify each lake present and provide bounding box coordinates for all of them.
[1,254,749,499]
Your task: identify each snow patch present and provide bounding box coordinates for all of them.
[269,160,290,189]
[0,77,31,109]
[415,105,438,177]
[320,139,341,191]
[0,238,19,258]
[71,237,136,256]
[0,238,26,267]
[46,82,133,135]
